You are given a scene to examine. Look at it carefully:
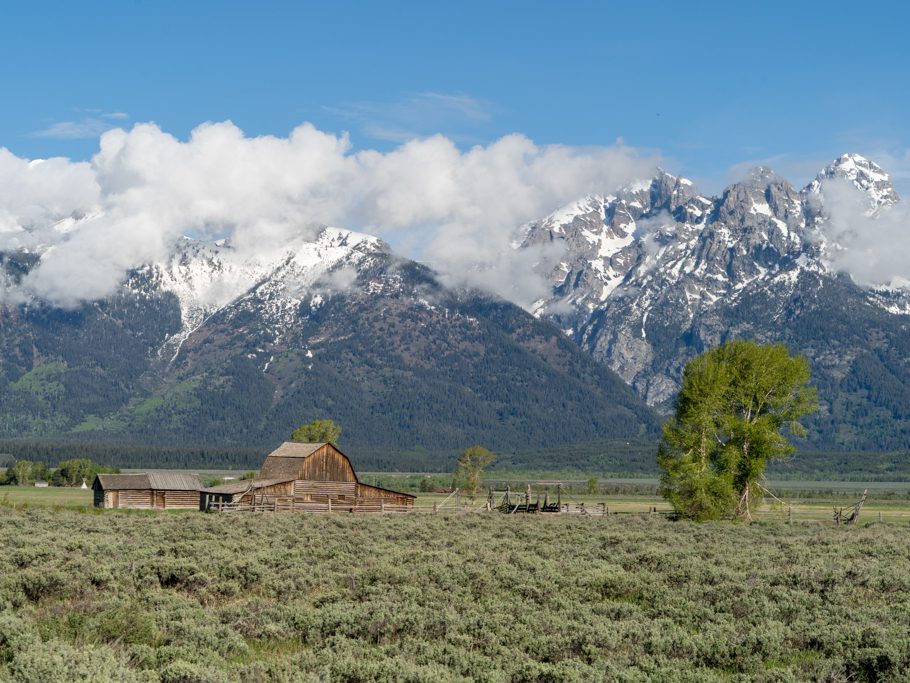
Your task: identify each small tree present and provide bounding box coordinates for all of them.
[455,445,496,502]
[6,460,48,486]
[291,419,342,445]
[658,340,817,521]
[52,458,95,487]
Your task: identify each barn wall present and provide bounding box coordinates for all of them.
[357,483,414,507]
[233,482,295,506]
[294,480,357,500]
[93,486,104,508]
[163,490,201,509]
[298,445,357,482]
[117,490,153,509]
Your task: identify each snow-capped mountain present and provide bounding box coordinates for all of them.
[131,227,386,361]
[0,224,657,459]
[804,153,900,211]
[3,152,908,456]
[521,154,910,447]
[519,154,910,449]
[521,154,908,404]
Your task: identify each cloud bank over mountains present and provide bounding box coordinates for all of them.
[1,120,909,310]
[0,121,658,308]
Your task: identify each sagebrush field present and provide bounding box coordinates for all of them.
[1,509,909,682]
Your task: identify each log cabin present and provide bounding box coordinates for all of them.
[201,442,414,512]
[93,473,202,509]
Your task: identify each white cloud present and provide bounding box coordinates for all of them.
[815,178,910,289]
[0,120,659,308]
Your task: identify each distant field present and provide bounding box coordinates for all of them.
[0,486,91,508]
[3,481,910,525]
[2,508,909,681]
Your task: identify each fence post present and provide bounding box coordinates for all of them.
[788,505,792,524]
[328,498,332,513]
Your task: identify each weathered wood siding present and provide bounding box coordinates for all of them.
[117,490,153,509]
[294,480,358,500]
[98,488,201,510]
[298,445,357,481]
[163,490,201,509]
[238,481,295,504]
[356,483,414,507]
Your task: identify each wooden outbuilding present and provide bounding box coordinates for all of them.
[93,473,202,509]
[201,442,415,513]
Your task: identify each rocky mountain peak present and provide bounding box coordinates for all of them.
[518,156,909,409]
[132,226,388,361]
[713,168,803,236]
[804,152,899,210]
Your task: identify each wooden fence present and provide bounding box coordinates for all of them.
[206,496,412,514]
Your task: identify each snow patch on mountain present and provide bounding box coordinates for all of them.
[805,153,900,212]
[135,227,385,360]
[517,154,908,406]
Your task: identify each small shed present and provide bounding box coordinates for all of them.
[93,473,202,509]
[201,442,415,512]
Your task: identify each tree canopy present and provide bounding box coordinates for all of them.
[657,340,818,521]
[455,445,496,501]
[291,419,342,445]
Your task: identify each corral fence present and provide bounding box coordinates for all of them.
[206,497,412,514]
[203,484,896,525]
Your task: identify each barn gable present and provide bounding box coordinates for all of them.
[258,442,357,482]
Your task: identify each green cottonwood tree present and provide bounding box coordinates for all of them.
[6,460,48,486]
[658,340,818,521]
[455,445,496,501]
[52,459,95,487]
[291,419,342,445]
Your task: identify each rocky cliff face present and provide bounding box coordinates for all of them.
[520,154,910,449]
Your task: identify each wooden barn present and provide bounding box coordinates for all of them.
[93,473,202,510]
[201,442,415,513]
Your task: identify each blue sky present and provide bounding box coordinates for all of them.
[1,0,909,195]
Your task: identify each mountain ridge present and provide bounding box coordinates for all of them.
[0,227,660,460]
[520,153,910,449]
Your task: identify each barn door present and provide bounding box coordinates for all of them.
[155,492,165,509]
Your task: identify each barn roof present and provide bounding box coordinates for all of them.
[94,473,202,491]
[202,478,292,494]
[258,442,327,480]
[265,442,325,458]
[147,473,203,490]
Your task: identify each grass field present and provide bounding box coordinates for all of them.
[4,482,910,525]
[2,508,910,682]
[0,486,92,508]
